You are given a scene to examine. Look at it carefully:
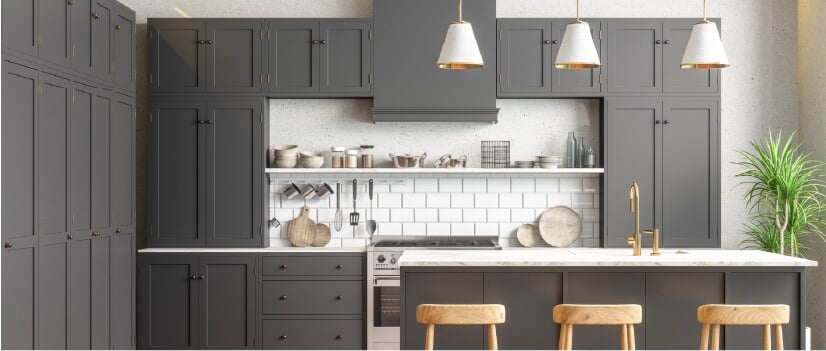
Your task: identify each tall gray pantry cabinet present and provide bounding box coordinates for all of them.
[1,0,137,349]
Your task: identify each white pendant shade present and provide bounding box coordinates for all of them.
[554,21,601,69]
[681,21,730,69]
[437,21,484,69]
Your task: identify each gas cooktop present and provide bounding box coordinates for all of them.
[369,236,501,250]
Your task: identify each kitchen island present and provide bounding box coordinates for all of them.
[399,248,816,350]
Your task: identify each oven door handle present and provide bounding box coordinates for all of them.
[374,277,400,287]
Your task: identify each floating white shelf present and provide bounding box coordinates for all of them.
[265,167,604,174]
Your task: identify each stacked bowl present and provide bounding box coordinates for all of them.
[513,161,536,168]
[273,145,299,168]
[299,151,324,168]
[536,155,563,168]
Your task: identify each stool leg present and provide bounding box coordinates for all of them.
[620,325,628,350]
[711,325,720,350]
[627,324,636,351]
[700,323,709,350]
[559,324,567,350]
[763,324,771,351]
[775,324,784,350]
[487,324,498,351]
[425,324,435,350]
[566,324,573,350]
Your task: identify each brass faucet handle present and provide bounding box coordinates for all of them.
[625,236,636,246]
[643,228,661,256]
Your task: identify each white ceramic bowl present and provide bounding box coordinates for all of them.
[275,156,297,168]
[299,152,324,168]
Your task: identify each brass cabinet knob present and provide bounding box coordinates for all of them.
[92,231,101,237]
[655,39,662,44]
[191,275,198,280]
[312,40,319,44]
[115,229,122,234]
[655,120,661,124]
[279,335,288,340]
[197,120,205,124]
[206,120,214,125]
[116,25,122,30]
[336,295,343,300]
[4,242,12,249]
[664,119,671,125]
[336,335,344,340]
[279,295,288,300]
[92,13,100,19]
[544,40,551,44]
[336,264,343,269]
[664,39,671,45]
[280,264,288,269]
[67,0,75,5]
[67,234,74,240]
[198,40,205,44]
[198,275,206,280]
[206,40,213,45]
[320,40,327,45]
[553,39,559,44]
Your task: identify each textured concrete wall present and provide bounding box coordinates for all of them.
[798,0,826,348]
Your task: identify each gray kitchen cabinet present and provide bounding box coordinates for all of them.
[1,244,36,350]
[138,254,255,349]
[38,72,71,237]
[402,273,484,350]
[148,21,207,93]
[261,280,364,315]
[71,82,95,235]
[604,98,719,248]
[92,89,112,232]
[149,99,266,248]
[607,21,661,93]
[662,21,719,93]
[38,0,71,68]
[262,320,364,350]
[112,96,135,228]
[497,19,602,97]
[91,0,113,81]
[113,5,136,92]
[37,236,70,349]
[206,21,263,93]
[267,19,372,96]
[483,273,562,350]
[645,273,725,349]
[727,273,801,350]
[91,232,112,349]
[2,0,38,58]
[111,230,136,349]
[69,234,94,349]
[70,0,94,74]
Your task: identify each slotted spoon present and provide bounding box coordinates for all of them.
[349,179,359,227]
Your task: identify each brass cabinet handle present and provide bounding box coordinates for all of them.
[279,335,288,340]
[664,39,671,45]
[279,264,288,269]
[206,39,213,45]
[312,40,319,44]
[336,295,343,300]
[553,39,559,44]
[92,13,100,19]
[191,275,198,280]
[664,119,671,125]
[279,295,288,300]
[336,264,343,269]
[655,39,662,44]
[67,234,74,240]
[115,229,122,234]
[4,242,12,249]
[92,231,101,237]
[198,40,205,44]
[198,275,206,280]
[544,40,551,44]
[67,0,75,5]
[116,25,122,30]
[320,40,327,45]
[336,335,344,340]
[655,120,661,124]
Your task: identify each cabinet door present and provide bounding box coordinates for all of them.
[319,20,372,95]
[604,99,659,247]
[663,21,719,93]
[112,97,134,228]
[660,101,719,247]
[92,90,111,231]
[2,0,38,58]
[198,256,255,349]
[91,0,112,81]
[607,21,661,93]
[71,83,94,235]
[497,20,552,97]
[38,0,70,67]
[403,273,484,350]
[110,230,135,349]
[38,72,70,236]
[205,101,263,247]
[91,233,111,349]
[70,0,93,74]
[206,21,263,93]
[1,245,36,349]
[148,101,206,247]
[113,8,135,92]
[484,273,562,350]
[69,234,94,349]
[645,273,724,349]
[267,21,319,94]
[728,273,801,350]
[1,62,37,250]
[37,237,70,349]
[138,255,199,349]
[552,20,602,93]
[566,273,646,349]
[149,21,206,93]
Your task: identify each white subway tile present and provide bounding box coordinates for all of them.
[451,193,475,208]
[415,209,439,222]
[378,193,402,208]
[511,209,538,223]
[462,209,486,222]
[487,178,511,192]
[475,223,499,236]
[582,178,599,193]
[353,223,370,238]
[548,193,572,207]
[391,209,414,222]
[511,178,535,192]
[403,193,426,208]
[372,183,391,193]
[475,193,499,208]
[499,223,520,237]
[317,208,337,223]
[378,222,403,236]
[403,223,426,236]
[581,238,600,248]
[332,225,353,238]
[451,223,475,235]
[391,181,414,192]
[572,193,595,208]
[427,223,451,236]
[523,193,548,208]
[463,178,487,192]
[535,178,559,192]
[439,178,463,192]
[487,209,511,222]
[499,193,523,208]
[439,209,463,222]
[282,197,306,208]
[306,196,331,208]
[371,208,390,222]
[268,239,293,247]
[415,178,438,192]
[274,209,295,222]
[582,208,599,222]
[342,238,368,247]
[426,193,451,208]
[560,178,583,192]
[594,193,601,208]
[580,222,595,238]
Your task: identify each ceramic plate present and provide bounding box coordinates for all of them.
[516,223,540,247]
[538,206,582,247]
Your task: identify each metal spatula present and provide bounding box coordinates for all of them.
[349,179,359,227]
[366,179,377,235]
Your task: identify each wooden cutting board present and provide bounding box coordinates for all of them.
[311,223,332,247]
[288,206,317,247]
[538,206,582,247]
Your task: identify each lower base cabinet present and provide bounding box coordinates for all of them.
[261,320,363,349]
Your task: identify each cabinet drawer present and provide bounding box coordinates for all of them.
[261,319,363,349]
[261,256,363,276]
[262,280,364,315]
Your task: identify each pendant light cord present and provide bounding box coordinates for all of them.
[458,0,463,22]
[703,0,708,21]
[576,0,580,21]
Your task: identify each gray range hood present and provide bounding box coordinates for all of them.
[371,0,499,123]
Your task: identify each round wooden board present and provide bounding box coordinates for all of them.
[287,206,317,247]
[516,224,540,247]
[311,223,332,247]
[538,206,582,247]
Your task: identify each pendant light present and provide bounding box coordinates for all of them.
[437,0,484,69]
[554,0,601,69]
[681,0,729,69]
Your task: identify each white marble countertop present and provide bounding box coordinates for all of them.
[138,247,366,253]
[398,248,818,267]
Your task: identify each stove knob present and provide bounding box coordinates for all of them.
[390,257,397,265]
[377,254,386,263]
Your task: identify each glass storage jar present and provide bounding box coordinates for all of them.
[330,147,345,168]
[345,149,359,168]
[360,145,374,168]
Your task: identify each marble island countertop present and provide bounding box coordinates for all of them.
[398,248,818,267]
[138,247,366,253]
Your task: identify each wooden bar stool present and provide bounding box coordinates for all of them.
[697,304,790,350]
[552,304,643,350]
[416,304,506,350]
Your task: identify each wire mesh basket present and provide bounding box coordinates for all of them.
[481,140,510,168]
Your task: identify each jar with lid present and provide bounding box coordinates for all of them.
[344,149,360,168]
[330,147,346,168]
[360,145,374,168]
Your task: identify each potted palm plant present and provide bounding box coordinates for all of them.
[735,131,826,257]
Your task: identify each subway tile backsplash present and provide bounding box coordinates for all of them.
[268,174,601,248]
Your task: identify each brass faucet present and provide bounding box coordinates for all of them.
[626,182,661,256]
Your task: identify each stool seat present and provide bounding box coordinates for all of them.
[697,304,790,350]
[416,304,506,350]
[553,304,643,350]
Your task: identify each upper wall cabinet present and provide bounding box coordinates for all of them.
[497,19,602,97]
[113,3,136,92]
[2,0,70,68]
[267,19,372,97]
[148,20,264,94]
[606,20,719,94]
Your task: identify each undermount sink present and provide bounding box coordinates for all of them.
[567,249,693,256]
